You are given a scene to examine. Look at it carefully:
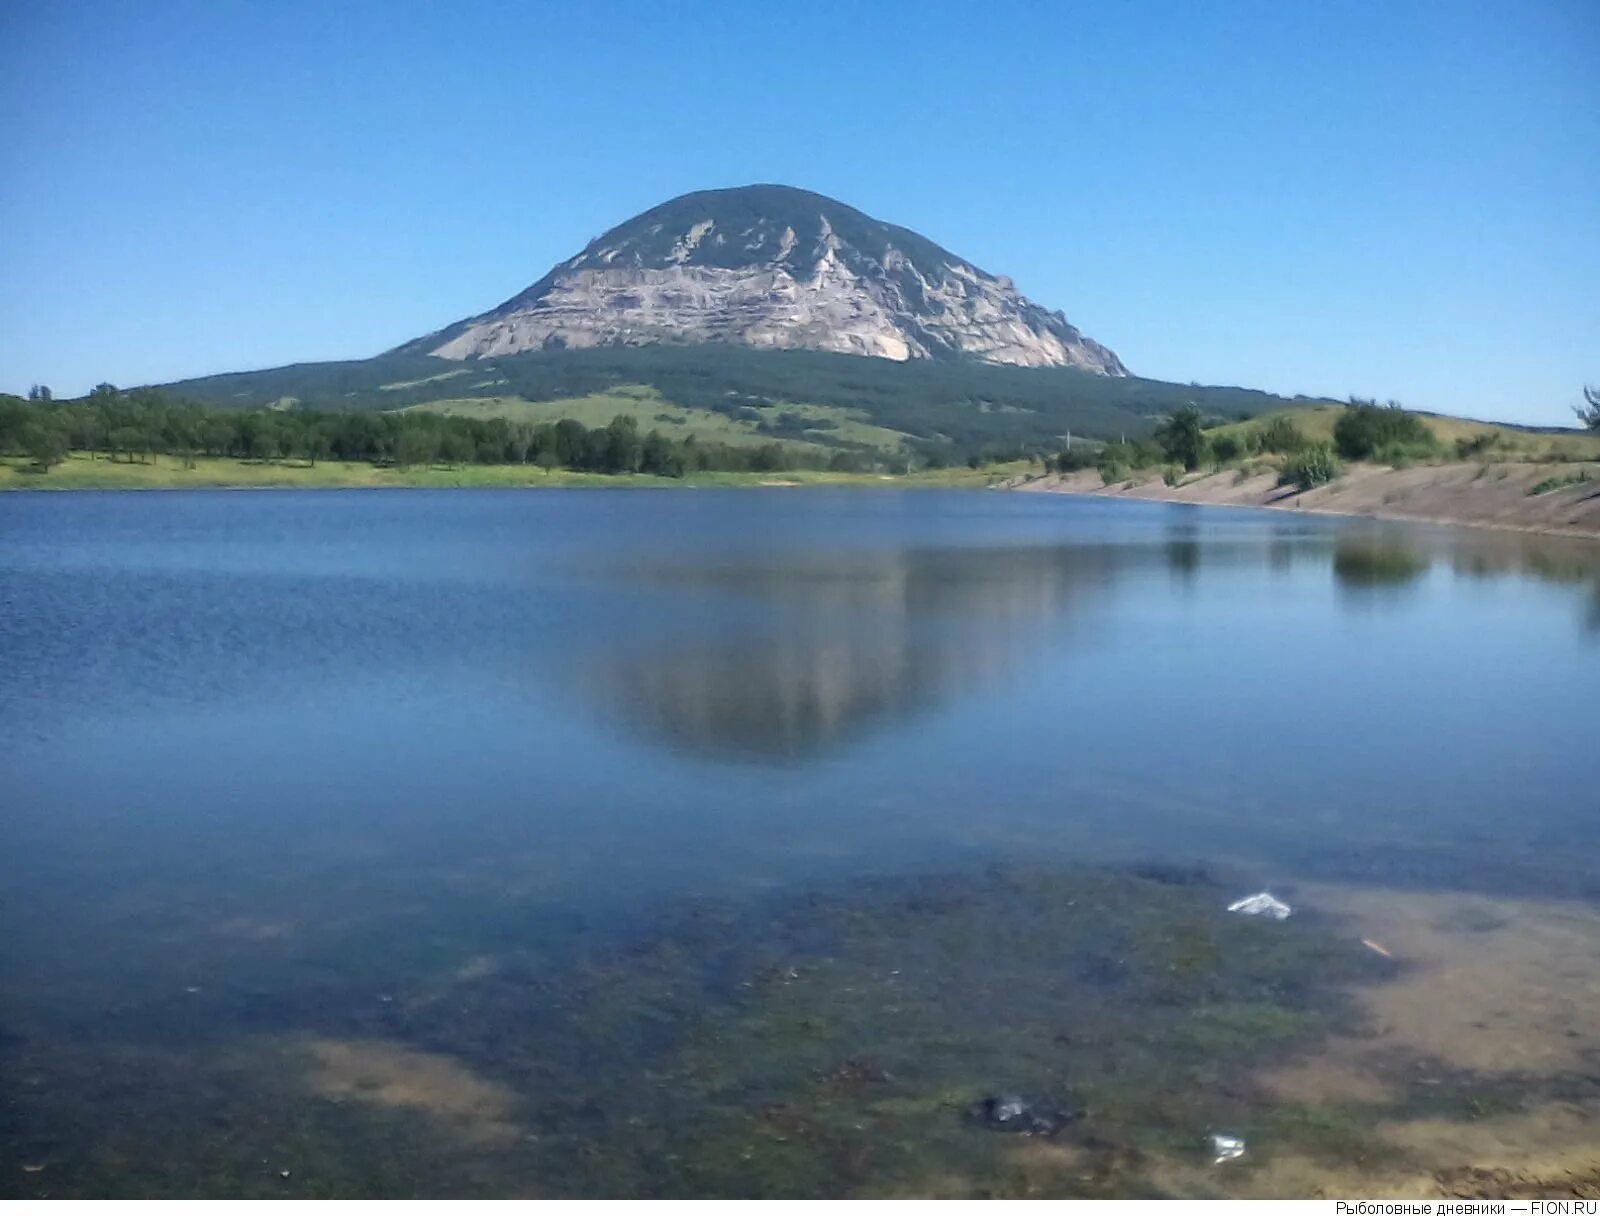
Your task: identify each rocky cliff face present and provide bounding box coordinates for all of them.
[405,185,1127,375]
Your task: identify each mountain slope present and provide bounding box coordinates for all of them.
[399,185,1127,374]
[160,343,1319,456]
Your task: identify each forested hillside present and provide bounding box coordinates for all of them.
[153,344,1323,458]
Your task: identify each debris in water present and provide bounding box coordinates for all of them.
[828,1057,894,1087]
[1209,1133,1246,1164]
[1227,892,1292,920]
[1361,938,1393,958]
[968,1094,1080,1136]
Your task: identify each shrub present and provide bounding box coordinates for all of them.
[1094,438,1158,486]
[1154,407,1206,470]
[1455,432,1502,459]
[1334,403,1437,462]
[1051,445,1098,473]
[1255,416,1308,455]
[1209,432,1244,464]
[1162,464,1184,487]
[1528,471,1593,496]
[1278,442,1342,490]
[1096,439,1161,472]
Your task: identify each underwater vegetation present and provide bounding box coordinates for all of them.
[4,863,1593,1198]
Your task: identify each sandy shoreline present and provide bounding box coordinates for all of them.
[1012,460,1600,541]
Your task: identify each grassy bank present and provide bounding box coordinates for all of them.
[1207,404,1600,465]
[0,452,1017,492]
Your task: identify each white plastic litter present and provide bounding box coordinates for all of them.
[1209,1133,1246,1164]
[1226,892,1292,920]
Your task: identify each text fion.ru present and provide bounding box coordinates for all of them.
[1338,1205,1599,1216]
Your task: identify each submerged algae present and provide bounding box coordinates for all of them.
[442,865,1391,1196]
[6,864,1593,1198]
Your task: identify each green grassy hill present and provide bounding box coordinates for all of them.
[401,386,915,460]
[1209,403,1600,463]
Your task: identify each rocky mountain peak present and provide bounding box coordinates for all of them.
[406,185,1127,374]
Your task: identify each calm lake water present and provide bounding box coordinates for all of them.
[2,488,1597,1197]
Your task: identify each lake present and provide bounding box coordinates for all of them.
[3,488,1597,1197]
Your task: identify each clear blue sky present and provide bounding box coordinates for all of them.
[2,0,1595,424]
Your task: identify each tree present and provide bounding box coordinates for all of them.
[393,427,436,469]
[503,422,532,465]
[604,414,642,473]
[70,404,105,458]
[236,413,272,460]
[0,397,30,453]
[438,429,473,466]
[640,429,683,477]
[24,421,68,471]
[164,412,201,469]
[1154,405,1206,470]
[202,416,237,457]
[304,427,331,467]
[272,419,298,464]
[552,418,588,467]
[28,384,52,402]
[1577,386,1600,432]
[109,425,146,463]
[580,426,612,471]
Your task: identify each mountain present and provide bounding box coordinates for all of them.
[150,186,1331,459]
[398,184,1128,375]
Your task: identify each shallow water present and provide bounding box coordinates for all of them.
[2,488,1597,1196]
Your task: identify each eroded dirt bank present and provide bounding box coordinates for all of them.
[1014,462,1600,540]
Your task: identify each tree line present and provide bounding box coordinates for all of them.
[0,386,885,476]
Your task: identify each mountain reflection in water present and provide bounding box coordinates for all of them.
[567,544,1116,757]
[562,522,1600,758]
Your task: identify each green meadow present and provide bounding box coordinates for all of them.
[0,451,1016,492]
